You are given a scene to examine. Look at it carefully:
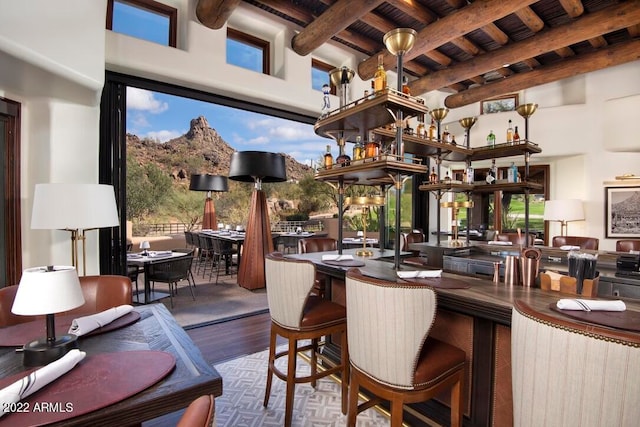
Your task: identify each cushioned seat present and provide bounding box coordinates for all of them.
[264,252,348,427]
[0,275,133,327]
[551,235,599,250]
[512,300,640,427]
[345,268,466,427]
[616,239,640,252]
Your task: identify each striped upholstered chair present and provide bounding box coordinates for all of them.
[263,252,348,427]
[345,268,466,427]
[511,300,640,427]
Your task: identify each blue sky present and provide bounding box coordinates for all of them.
[126,88,329,167]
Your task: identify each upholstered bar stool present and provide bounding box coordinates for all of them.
[512,300,640,427]
[263,252,348,427]
[345,268,466,427]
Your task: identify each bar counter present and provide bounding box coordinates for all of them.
[290,250,640,427]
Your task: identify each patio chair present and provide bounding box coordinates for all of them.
[147,255,195,308]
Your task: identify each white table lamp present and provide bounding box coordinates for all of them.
[544,199,584,236]
[12,266,85,366]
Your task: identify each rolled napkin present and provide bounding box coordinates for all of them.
[68,304,134,336]
[488,241,512,246]
[397,269,443,279]
[556,299,626,312]
[559,245,580,251]
[0,349,86,417]
[321,254,354,261]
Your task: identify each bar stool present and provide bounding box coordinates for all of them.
[263,252,348,427]
[345,268,466,427]
[512,300,640,426]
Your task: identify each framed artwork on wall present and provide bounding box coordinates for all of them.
[605,186,640,238]
[481,94,519,114]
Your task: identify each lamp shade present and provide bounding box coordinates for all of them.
[31,183,119,230]
[189,174,228,192]
[228,151,287,183]
[543,199,584,222]
[12,266,85,315]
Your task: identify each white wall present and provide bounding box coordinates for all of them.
[1,0,639,273]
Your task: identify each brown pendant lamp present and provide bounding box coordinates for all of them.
[229,151,286,290]
[189,174,228,230]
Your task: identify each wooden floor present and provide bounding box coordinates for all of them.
[143,311,283,426]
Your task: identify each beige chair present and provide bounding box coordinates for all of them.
[511,300,640,427]
[616,239,640,252]
[345,268,466,427]
[177,394,215,427]
[263,252,348,427]
[0,275,133,327]
[551,235,599,250]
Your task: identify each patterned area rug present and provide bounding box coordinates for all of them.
[213,346,391,426]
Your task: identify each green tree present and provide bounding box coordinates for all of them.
[126,157,172,222]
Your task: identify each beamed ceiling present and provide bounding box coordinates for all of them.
[196,0,640,108]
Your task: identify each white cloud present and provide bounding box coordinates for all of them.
[145,129,182,142]
[127,88,169,113]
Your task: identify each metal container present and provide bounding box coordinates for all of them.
[504,255,519,286]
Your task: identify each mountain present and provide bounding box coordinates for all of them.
[126,116,314,181]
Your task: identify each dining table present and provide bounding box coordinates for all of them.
[126,251,190,304]
[0,303,222,426]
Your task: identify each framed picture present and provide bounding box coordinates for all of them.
[481,94,519,114]
[605,186,640,238]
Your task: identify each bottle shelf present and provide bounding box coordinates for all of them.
[314,89,429,140]
[315,155,427,186]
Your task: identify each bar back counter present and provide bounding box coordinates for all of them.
[291,247,640,427]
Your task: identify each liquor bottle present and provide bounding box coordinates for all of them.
[402,76,410,95]
[513,125,520,143]
[428,118,436,141]
[323,145,333,169]
[487,130,496,148]
[373,54,387,93]
[488,159,498,184]
[429,167,438,184]
[352,136,364,161]
[506,119,514,144]
[442,125,450,143]
[336,139,351,167]
[416,115,425,138]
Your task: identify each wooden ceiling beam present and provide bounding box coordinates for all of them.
[291,0,385,56]
[408,2,640,94]
[196,0,242,30]
[358,0,539,80]
[445,39,640,108]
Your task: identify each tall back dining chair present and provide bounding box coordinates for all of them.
[263,252,348,427]
[298,237,337,297]
[511,300,640,427]
[345,268,466,427]
[346,269,466,427]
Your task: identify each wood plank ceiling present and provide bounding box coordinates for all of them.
[196,0,640,108]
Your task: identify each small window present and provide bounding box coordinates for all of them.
[227,28,270,74]
[311,59,337,94]
[106,0,177,47]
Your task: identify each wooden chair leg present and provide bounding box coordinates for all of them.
[263,326,277,407]
[284,338,297,427]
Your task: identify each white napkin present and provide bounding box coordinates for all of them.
[559,245,580,251]
[0,349,86,417]
[397,269,442,279]
[556,299,627,312]
[148,251,172,258]
[488,241,512,246]
[68,305,134,336]
[321,254,354,261]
